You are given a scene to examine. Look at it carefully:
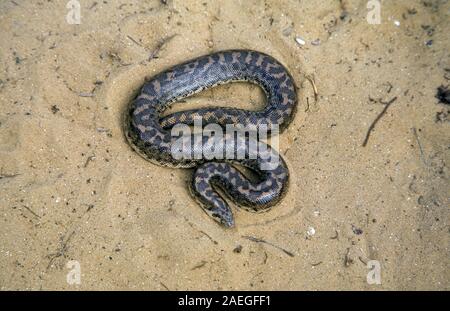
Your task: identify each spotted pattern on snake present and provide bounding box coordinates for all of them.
[124,50,297,227]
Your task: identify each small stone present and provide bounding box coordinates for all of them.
[311,39,321,46]
[233,245,243,253]
[352,225,363,235]
[51,105,59,114]
[295,36,306,46]
[306,227,316,236]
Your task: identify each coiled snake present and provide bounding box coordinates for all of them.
[124,50,297,227]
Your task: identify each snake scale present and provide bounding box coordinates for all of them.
[124,50,297,227]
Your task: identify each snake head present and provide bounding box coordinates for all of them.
[189,163,237,228]
[212,210,235,228]
[199,201,235,228]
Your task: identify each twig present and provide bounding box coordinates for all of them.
[358,256,368,265]
[22,205,41,218]
[386,82,393,93]
[147,35,177,62]
[412,127,428,166]
[46,231,75,270]
[127,35,143,48]
[263,251,268,264]
[305,75,318,102]
[107,52,131,67]
[344,248,353,267]
[0,173,20,180]
[191,260,207,270]
[160,282,170,291]
[199,230,218,245]
[242,235,295,257]
[131,34,177,65]
[83,154,96,168]
[183,216,218,245]
[362,96,397,147]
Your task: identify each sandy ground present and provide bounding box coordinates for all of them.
[0,0,449,290]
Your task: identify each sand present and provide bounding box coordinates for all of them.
[0,0,448,290]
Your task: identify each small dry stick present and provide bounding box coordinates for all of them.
[191,260,207,270]
[83,155,96,168]
[412,127,428,166]
[242,235,295,257]
[305,75,318,102]
[127,35,143,47]
[199,230,218,245]
[46,231,75,270]
[344,248,353,267]
[330,230,339,240]
[362,96,397,147]
[147,34,177,62]
[160,282,170,291]
[0,173,20,180]
[22,205,41,218]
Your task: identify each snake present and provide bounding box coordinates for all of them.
[124,50,297,227]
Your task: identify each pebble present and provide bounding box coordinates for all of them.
[295,36,306,46]
[311,39,321,46]
[307,227,316,236]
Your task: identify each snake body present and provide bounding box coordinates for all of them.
[124,50,297,227]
